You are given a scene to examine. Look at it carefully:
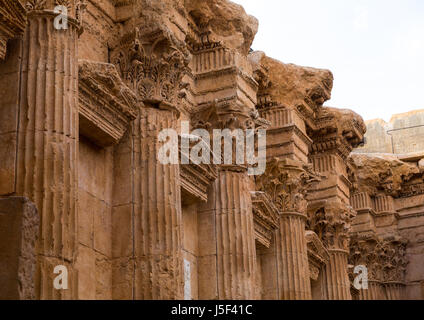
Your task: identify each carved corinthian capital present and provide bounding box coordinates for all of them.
[111,27,190,108]
[380,237,408,283]
[256,158,320,214]
[308,201,357,251]
[349,235,385,281]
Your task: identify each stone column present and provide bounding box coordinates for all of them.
[216,166,256,299]
[308,201,356,300]
[256,158,318,300]
[16,2,83,299]
[195,104,257,300]
[275,211,311,299]
[199,165,256,300]
[132,106,184,300]
[321,249,351,300]
[359,281,386,300]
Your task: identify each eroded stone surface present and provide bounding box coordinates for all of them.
[0,0,422,301]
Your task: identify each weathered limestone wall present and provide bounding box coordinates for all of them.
[355,110,424,155]
[0,197,38,300]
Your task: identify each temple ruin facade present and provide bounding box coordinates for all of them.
[0,0,423,300]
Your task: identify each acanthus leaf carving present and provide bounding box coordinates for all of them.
[256,158,321,214]
[112,27,191,108]
[308,201,357,251]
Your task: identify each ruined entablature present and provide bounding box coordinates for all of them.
[185,0,258,56]
[310,107,366,160]
[78,59,138,147]
[306,231,330,281]
[350,153,423,198]
[256,158,321,214]
[0,0,26,60]
[307,200,357,251]
[111,27,191,109]
[251,192,279,248]
[249,51,333,127]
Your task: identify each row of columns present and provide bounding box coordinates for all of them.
[10,2,358,300]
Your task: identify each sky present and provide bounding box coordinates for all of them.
[231,0,424,121]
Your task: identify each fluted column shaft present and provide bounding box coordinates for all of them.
[384,283,405,300]
[199,167,256,300]
[321,249,351,300]
[133,107,183,300]
[275,212,311,300]
[359,281,386,300]
[17,12,79,300]
[217,168,256,300]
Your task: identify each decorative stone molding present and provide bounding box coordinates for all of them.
[256,158,320,214]
[308,201,357,251]
[349,234,408,284]
[309,107,366,161]
[306,231,330,281]
[111,27,191,107]
[380,237,408,283]
[251,191,279,248]
[78,59,138,147]
[180,136,218,203]
[0,0,26,60]
[349,235,385,282]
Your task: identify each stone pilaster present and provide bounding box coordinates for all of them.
[16,1,83,299]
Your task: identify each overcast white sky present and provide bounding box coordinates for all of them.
[232,0,424,121]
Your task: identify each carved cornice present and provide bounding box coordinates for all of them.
[251,191,279,248]
[307,200,357,251]
[256,158,321,214]
[78,59,138,147]
[111,27,191,109]
[306,231,330,281]
[180,136,218,203]
[309,107,366,160]
[0,0,26,60]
